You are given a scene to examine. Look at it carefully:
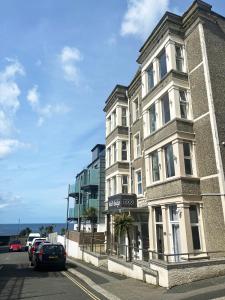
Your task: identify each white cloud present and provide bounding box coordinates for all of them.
[27,85,39,107]
[0,139,29,158]
[59,46,82,84]
[0,192,23,209]
[120,0,169,39]
[0,59,25,137]
[27,85,70,126]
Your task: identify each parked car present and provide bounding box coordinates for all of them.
[32,243,66,270]
[28,238,47,261]
[25,233,41,251]
[9,240,22,252]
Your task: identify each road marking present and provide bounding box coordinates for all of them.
[66,268,120,300]
[62,271,101,300]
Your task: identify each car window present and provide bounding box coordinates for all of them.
[10,240,21,244]
[43,245,64,254]
[28,237,35,242]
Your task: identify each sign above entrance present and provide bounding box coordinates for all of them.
[108,194,137,212]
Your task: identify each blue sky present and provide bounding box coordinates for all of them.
[0,0,224,224]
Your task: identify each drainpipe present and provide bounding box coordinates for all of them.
[126,89,132,194]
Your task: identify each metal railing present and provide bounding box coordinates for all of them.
[108,243,149,262]
[82,239,106,256]
[108,243,225,264]
[149,250,225,263]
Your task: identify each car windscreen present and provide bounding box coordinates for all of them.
[10,241,21,244]
[34,241,44,248]
[42,245,64,254]
[28,237,36,242]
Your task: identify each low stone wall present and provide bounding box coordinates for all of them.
[83,250,108,267]
[108,257,158,285]
[108,256,225,288]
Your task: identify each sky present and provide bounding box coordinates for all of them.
[0,0,224,224]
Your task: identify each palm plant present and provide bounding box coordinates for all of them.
[83,207,97,251]
[114,213,134,262]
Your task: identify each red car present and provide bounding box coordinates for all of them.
[9,240,22,252]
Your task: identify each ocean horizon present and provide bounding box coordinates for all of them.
[0,223,74,236]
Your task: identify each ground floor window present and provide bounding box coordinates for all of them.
[189,205,201,250]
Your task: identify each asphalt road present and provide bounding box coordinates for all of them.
[0,246,106,300]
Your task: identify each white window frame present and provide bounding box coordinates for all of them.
[175,44,184,72]
[179,89,189,119]
[189,205,202,251]
[122,175,129,194]
[183,141,193,176]
[121,107,127,127]
[133,97,139,122]
[112,142,117,164]
[121,141,128,161]
[134,132,141,159]
[150,150,160,183]
[135,169,143,196]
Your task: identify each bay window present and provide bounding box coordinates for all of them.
[175,44,184,72]
[189,205,201,250]
[136,171,142,195]
[122,175,128,194]
[162,93,171,125]
[122,141,127,161]
[147,64,154,91]
[179,90,188,119]
[134,133,141,158]
[149,103,156,133]
[151,150,160,182]
[158,49,167,79]
[122,107,127,126]
[164,143,175,178]
[183,142,193,175]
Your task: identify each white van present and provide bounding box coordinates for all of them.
[26,233,41,250]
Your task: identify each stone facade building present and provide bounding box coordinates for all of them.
[104,0,225,287]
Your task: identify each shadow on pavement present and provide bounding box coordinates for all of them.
[0,260,64,300]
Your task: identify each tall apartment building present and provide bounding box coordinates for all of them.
[68,144,106,232]
[104,0,225,287]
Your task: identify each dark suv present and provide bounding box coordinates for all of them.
[32,243,66,270]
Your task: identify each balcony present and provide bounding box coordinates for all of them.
[68,183,79,198]
[81,169,99,191]
[68,205,85,221]
[108,193,137,213]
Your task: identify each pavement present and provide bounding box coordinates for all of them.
[66,256,225,300]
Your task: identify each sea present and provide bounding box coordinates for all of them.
[0,223,74,236]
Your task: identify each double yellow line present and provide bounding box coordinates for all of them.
[62,271,101,300]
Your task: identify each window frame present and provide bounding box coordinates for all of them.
[134,132,141,159]
[146,63,154,92]
[149,102,157,134]
[161,93,171,125]
[151,150,160,182]
[183,142,193,176]
[158,48,167,80]
[135,169,143,196]
[122,175,128,194]
[179,89,189,119]
[133,97,139,122]
[189,205,201,251]
[175,44,184,72]
[164,143,175,178]
[121,141,128,161]
[121,107,127,127]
